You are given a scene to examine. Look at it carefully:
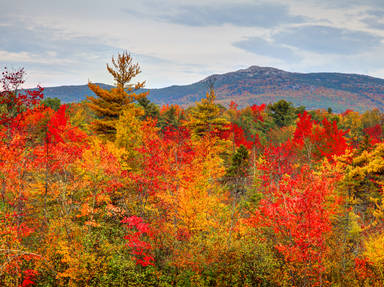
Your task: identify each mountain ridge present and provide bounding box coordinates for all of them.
[37,66,384,113]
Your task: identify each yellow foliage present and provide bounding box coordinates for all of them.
[186,88,229,139]
[339,110,362,144]
[115,104,145,170]
[154,136,231,269]
[348,211,362,239]
[364,234,384,266]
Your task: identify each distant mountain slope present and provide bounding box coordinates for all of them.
[39,83,113,103]
[39,66,384,112]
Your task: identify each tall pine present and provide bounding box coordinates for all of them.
[87,52,148,140]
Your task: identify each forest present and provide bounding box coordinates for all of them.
[1,52,384,286]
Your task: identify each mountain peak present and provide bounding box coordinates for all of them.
[240,65,286,73]
[202,65,287,83]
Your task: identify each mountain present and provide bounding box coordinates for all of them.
[39,66,384,113]
[37,83,114,103]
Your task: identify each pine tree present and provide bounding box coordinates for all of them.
[268,100,296,128]
[187,86,229,138]
[137,97,159,120]
[225,144,250,195]
[87,52,148,140]
[159,104,185,130]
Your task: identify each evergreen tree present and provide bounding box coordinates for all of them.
[87,52,148,140]
[42,97,61,111]
[159,105,185,129]
[268,99,296,128]
[187,86,229,137]
[225,145,250,194]
[137,97,159,120]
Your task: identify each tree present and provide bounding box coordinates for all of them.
[226,145,250,184]
[186,86,229,138]
[0,67,43,128]
[249,167,340,286]
[137,97,159,120]
[158,104,185,130]
[115,104,145,169]
[42,97,61,111]
[268,100,296,128]
[87,52,148,140]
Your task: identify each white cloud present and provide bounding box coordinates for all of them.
[1,0,384,88]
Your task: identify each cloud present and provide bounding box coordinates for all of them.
[233,37,299,62]
[274,25,382,55]
[2,0,384,89]
[362,9,384,30]
[124,2,305,28]
[0,20,116,62]
[307,0,384,9]
[0,18,121,87]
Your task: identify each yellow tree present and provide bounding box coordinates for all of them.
[362,189,384,284]
[87,52,148,140]
[115,104,145,170]
[186,86,229,139]
[156,134,231,271]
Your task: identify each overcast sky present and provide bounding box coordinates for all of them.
[1,0,384,88]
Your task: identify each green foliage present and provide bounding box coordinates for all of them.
[137,97,160,120]
[42,97,61,111]
[159,105,185,129]
[268,100,297,128]
[225,145,249,187]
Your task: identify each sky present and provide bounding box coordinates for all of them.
[1,0,384,88]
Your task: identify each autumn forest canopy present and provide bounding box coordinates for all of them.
[1,52,384,286]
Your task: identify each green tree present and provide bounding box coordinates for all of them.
[226,145,250,182]
[42,97,61,111]
[268,100,296,128]
[137,97,159,120]
[158,105,185,129]
[87,51,148,140]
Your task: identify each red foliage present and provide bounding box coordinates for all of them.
[121,216,154,267]
[354,257,374,281]
[129,121,194,198]
[364,124,382,145]
[229,101,238,111]
[216,123,255,150]
[230,123,254,150]
[250,103,265,122]
[342,109,354,116]
[312,118,348,161]
[258,140,297,186]
[21,269,39,287]
[26,106,88,172]
[249,167,340,283]
[293,112,348,161]
[1,67,43,126]
[1,67,25,91]
[47,105,68,143]
[293,111,313,145]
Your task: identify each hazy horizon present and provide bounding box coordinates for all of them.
[26,65,384,89]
